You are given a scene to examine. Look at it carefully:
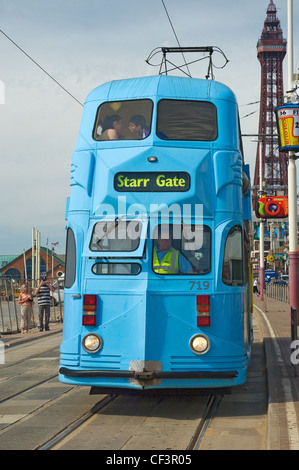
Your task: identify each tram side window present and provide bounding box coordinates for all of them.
[65,228,76,288]
[93,99,153,141]
[152,224,211,275]
[90,220,142,252]
[157,100,217,141]
[222,226,243,286]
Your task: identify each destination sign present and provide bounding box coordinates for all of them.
[114,172,190,192]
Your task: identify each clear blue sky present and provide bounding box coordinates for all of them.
[0,0,298,254]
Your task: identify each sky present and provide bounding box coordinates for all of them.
[0,0,298,255]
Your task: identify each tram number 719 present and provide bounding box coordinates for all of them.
[189,281,210,291]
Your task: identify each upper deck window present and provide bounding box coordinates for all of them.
[93,99,153,141]
[157,100,217,141]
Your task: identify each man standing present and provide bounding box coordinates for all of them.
[35,275,55,331]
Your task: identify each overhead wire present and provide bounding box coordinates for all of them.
[161,0,192,77]
[0,29,84,107]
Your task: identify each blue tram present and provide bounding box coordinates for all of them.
[59,75,252,392]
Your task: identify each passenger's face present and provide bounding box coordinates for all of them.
[129,122,142,134]
[114,119,123,133]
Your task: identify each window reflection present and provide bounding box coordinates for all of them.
[90,220,142,252]
[92,263,141,275]
[157,99,217,141]
[93,100,153,141]
[222,226,243,286]
[152,224,211,275]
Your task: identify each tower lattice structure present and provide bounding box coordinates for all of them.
[253,0,288,204]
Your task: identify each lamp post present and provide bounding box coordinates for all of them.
[287,0,299,321]
[251,136,265,300]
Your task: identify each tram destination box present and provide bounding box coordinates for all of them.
[114,171,190,192]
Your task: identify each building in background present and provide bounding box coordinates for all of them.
[0,247,65,281]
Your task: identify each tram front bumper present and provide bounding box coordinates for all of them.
[59,367,238,380]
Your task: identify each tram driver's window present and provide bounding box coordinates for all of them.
[157,99,217,141]
[152,224,211,275]
[222,226,243,286]
[89,220,142,252]
[93,99,153,141]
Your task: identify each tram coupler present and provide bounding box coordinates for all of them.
[134,370,155,380]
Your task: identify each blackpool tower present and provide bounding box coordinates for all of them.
[253,0,288,204]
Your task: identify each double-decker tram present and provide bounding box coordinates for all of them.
[59,73,252,393]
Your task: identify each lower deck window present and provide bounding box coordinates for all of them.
[222,226,243,286]
[92,263,141,275]
[65,228,76,288]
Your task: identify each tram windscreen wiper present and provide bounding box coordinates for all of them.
[96,218,119,248]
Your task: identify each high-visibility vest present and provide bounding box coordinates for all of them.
[153,247,179,274]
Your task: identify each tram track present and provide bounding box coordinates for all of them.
[0,345,59,369]
[187,394,223,450]
[38,394,117,450]
[0,316,268,450]
[0,345,61,404]
[37,392,222,451]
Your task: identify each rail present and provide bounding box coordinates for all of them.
[0,276,63,334]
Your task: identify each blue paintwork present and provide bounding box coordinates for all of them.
[59,75,252,390]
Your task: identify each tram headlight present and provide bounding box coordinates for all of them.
[82,334,102,353]
[189,334,210,355]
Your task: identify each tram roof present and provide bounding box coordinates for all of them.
[85,75,237,104]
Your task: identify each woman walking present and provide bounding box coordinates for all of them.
[18,284,33,333]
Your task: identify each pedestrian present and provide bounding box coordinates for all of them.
[18,284,33,333]
[35,275,55,331]
[253,279,258,295]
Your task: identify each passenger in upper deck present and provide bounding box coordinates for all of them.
[128,114,149,139]
[98,114,124,140]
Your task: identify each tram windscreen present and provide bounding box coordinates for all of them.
[157,100,217,141]
[152,224,211,275]
[90,220,142,252]
[93,99,153,141]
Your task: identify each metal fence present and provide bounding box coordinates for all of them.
[266,283,289,303]
[0,277,63,334]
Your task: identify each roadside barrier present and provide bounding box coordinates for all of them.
[266,283,289,303]
[0,277,63,334]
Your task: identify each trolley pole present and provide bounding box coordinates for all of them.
[287,0,299,323]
